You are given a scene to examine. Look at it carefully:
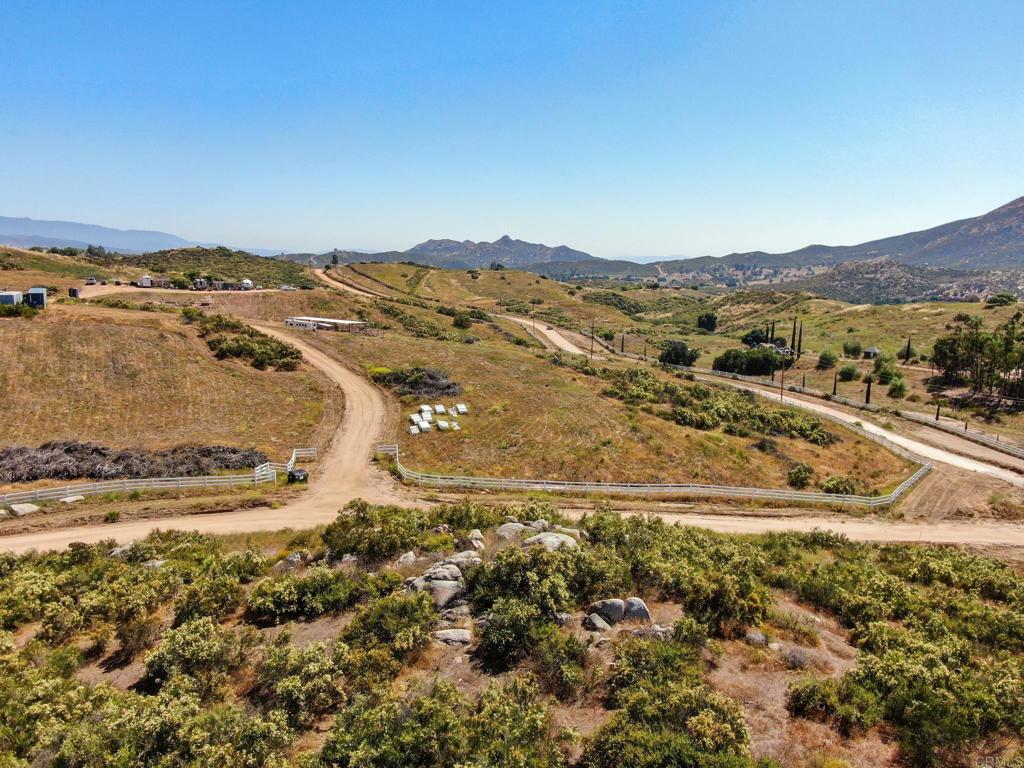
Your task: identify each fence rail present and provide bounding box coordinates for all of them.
[1,447,317,507]
[376,445,931,508]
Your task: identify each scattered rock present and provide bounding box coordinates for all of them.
[444,550,482,565]
[108,544,131,558]
[587,598,626,624]
[552,525,584,538]
[502,515,519,523]
[394,551,417,566]
[468,539,486,552]
[339,554,359,566]
[59,495,86,504]
[468,529,484,541]
[631,624,672,640]
[421,563,463,582]
[440,604,472,621]
[9,503,40,517]
[623,597,651,622]
[142,559,166,569]
[527,518,550,531]
[432,628,472,646]
[432,524,452,534]
[496,522,528,540]
[554,612,574,627]
[745,629,767,647]
[768,642,782,652]
[274,552,304,573]
[522,532,578,552]
[584,613,612,632]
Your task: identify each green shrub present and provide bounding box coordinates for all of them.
[476,597,545,671]
[842,340,863,358]
[322,498,426,562]
[341,592,435,660]
[247,567,398,623]
[888,377,908,399]
[659,340,700,366]
[142,617,239,698]
[787,462,813,489]
[713,346,784,376]
[838,364,858,382]
[531,626,590,701]
[817,350,837,369]
[255,636,347,727]
[819,475,857,495]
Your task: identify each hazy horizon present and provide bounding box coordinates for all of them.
[2,1,1021,259]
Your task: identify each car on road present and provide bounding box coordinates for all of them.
[546,325,553,330]
[84,277,97,286]
[287,468,309,483]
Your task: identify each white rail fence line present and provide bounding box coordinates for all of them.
[376,446,931,508]
[1,447,317,507]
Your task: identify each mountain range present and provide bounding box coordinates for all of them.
[4,195,1022,279]
[0,216,281,257]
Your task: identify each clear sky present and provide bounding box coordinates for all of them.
[1,1,1021,258]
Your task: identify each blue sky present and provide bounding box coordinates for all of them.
[1,1,1021,258]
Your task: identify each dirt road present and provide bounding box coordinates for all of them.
[6,281,1024,554]
[314,268,385,298]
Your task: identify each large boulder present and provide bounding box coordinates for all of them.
[624,597,652,622]
[584,613,612,632]
[496,522,528,540]
[417,579,465,609]
[522,532,577,552]
[421,563,463,582]
[59,495,86,504]
[273,552,304,573]
[432,629,472,646]
[10,503,40,517]
[587,599,626,624]
[527,519,550,531]
[443,551,482,570]
[468,529,484,542]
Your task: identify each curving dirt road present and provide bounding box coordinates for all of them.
[5,280,1024,553]
[314,268,386,299]
[0,324,412,555]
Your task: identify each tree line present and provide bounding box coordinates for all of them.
[932,312,1024,397]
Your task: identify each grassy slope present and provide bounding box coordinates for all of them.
[299,326,909,491]
[0,305,332,458]
[0,246,132,291]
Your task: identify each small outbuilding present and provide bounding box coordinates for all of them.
[863,347,882,360]
[0,290,24,305]
[25,287,48,309]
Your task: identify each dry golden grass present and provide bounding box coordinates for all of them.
[0,305,335,458]
[300,329,910,491]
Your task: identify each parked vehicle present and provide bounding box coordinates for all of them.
[84,277,97,286]
[287,468,309,483]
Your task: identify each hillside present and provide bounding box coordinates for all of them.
[284,235,599,271]
[769,258,1024,304]
[3,505,1024,767]
[90,246,316,288]
[0,304,332,458]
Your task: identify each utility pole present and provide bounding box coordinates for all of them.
[779,364,786,401]
[833,370,837,395]
[802,373,806,389]
[865,377,872,405]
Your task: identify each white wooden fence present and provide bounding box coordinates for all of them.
[376,444,930,507]
[1,447,317,507]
